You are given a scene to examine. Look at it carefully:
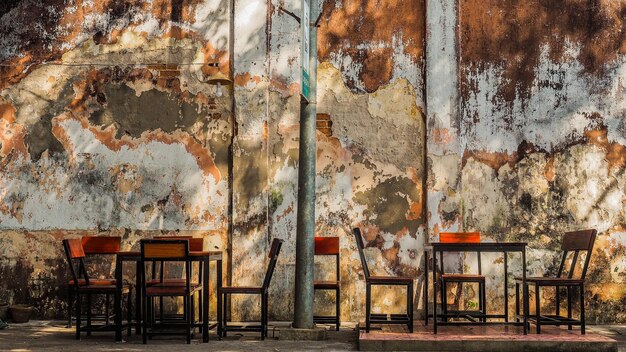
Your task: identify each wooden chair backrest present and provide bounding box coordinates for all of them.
[353,228,370,279]
[439,232,481,243]
[65,238,86,259]
[154,236,203,251]
[315,236,340,281]
[141,239,191,293]
[62,239,88,287]
[81,236,121,255]
[438,232,482,275]
[262,238,283,289]
[315,237,339,255]
[558,229,597,280]
[141,240,189,260]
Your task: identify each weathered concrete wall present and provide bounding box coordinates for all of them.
[426,0,626,322]
[314,0,426,320]
[0,0,427,323]
[4,0,622,326]
[0,0,231,318]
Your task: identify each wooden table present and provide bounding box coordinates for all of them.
[424,242,528,334]
[114,250,223,342]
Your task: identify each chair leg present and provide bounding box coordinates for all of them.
[535,285,541,334]
[580,284,585,335]
[185,296,191,344]
[523,283,530,331]
[477,282,483,322]
[67,288,73,328]
[127,288,133,337]
[159,297,164,323]
[75,292,81,340]
[142,294,148,344]
[567,286,573,330]
[441,281,448,322]
[222,293,228,338]
[481,281,487,323]
[105,293,110,325]
[86,294,92,336]
[336,287,341,331]
[265,293,269,338]
[440,279,446,322]
[365,283,371,333]
[191,293,196,331]
[135,279,142,335]
[261,292,267,340]
[556,286,561,317]
[407,282,414,333]
[515,282,520,322]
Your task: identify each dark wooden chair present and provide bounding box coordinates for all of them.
[63,238,131,340]
[313,236,341,331]
[439,232,486,322]
[68,236,122,329]
[140,239,201,344]
[218,238,283,340]
[353,228,413,333]
[149,236,204,324]
[516,229,597,334]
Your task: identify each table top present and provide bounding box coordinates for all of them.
[425,242,527,252]
[116,250,222,260]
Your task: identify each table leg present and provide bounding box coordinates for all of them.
[504,252,508,322]
[203,257,209,343]
[432,249,438,334]
[217,259,223,338]
[424,250,429,326]
[522,248,528,335]
[115,255,123,342]
[135,260,141,335]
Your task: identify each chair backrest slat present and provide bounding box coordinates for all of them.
[315,237,339,255]
[557,229,597,280]
[439,232,481,243]
[315,236,340,281]
[81,236,121,255]
[66,238,86,259]
[62,239,88,286]
[561,230,596,251]
[142,240,189,260]
[262,238,283,289]
[353,228,370,279]
[154,236,203,251]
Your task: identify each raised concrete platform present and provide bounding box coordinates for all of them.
[358,322,619,352]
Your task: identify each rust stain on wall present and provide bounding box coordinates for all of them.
[318,0,425,92]
[460,0,626,102]
[0,0,228,90]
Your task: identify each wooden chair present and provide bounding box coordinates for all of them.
[313,236,341,331]
[516,229,597,334]
[67,236,122,329]
[218,238,283,340]
[438,232,486,322]
[149,236,204,324]
[140,239,201,344]
[63,238,131,339]
[353,228,413,333]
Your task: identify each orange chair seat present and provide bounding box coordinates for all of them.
[69,278,116,286]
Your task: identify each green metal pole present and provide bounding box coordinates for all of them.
[294,0,318,329]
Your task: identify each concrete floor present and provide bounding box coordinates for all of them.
[2,321,626,351]
[0,321,357,351]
